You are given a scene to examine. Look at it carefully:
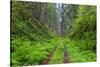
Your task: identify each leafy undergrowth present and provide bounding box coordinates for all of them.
[12,36,96,66]
[11,37,96,67]
[11,37,59,66]
[49,39,64,64]
[64,38,96,63]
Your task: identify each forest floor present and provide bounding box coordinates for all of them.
[40,37,96,65]
[41,38,70,65]
[12,36,96,66]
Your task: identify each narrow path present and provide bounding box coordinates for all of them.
[41,41,69,64]
[64,44,69,63]
[41,45,57,64]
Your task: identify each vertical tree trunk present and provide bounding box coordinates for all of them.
[56,3,62,36]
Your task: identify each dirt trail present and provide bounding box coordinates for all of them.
[64,44,69,63]
[42,46,57,64]
[41,42,69,64]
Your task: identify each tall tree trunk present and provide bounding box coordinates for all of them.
[56,3,62,36]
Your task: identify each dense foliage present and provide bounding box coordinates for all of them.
[69,5,96,51]
[11,1,96,66]
[11,1,54,66]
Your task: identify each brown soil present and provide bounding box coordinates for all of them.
[64,44,69,63]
